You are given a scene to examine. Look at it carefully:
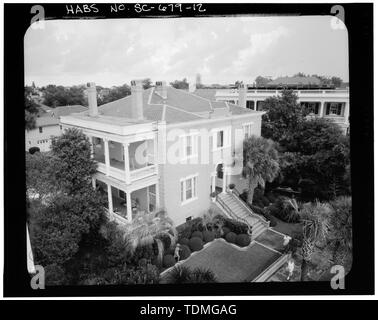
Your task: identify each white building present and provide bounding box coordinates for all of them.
[25,105,87,152]
[214,86,350,135]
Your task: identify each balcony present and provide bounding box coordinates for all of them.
[92,136,157,184]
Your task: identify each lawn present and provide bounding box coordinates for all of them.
[175,239,281,283]
[255,229,287,253]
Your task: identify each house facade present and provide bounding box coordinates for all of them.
[25,105,87,152]
[60,81,264,226]
[214,85,350,134]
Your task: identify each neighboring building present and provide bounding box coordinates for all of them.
[214,84,350,134]
[25,105,87,152]
[60,81,265,226]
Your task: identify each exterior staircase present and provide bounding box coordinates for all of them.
[216,191,269,239]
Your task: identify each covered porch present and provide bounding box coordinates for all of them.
[93,176,159,224]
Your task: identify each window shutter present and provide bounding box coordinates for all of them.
[326,103,330,115]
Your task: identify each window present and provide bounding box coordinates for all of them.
[217,131,224,148]
[180,175,198,204]
[301,102,320,115]
[60,125,62,130]
[180,133,198,159]
[325,102,344,116]
[243,123,254,140]
[246,101,255,110]
[39,127,43,133]
[212,128,231,151]
[119,190,126,200]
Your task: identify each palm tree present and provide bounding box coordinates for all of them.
[164,265,217,284]
[329,196,352,266]
[119,210,177,266]
[242,136,280,205]
[299,201,332,281]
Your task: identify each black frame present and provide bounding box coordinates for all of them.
[3,2,374,297]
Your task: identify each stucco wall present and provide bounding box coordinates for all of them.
[25,124,60,152]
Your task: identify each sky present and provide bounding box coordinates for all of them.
[24,16,349,87]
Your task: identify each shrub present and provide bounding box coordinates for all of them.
[202,230,215,243]
[179,238,189,246]
[222,226,231,236]
[266,197,300,223]
[223,219,249,234]
[44,263,67,286]
[189,237,204,252]
[163,254,176,268]
[228,183,235,190]
[165,265,217,284]
[29,147,40,154]
[225,232,237,243]
[191,231,203,240]
[156,234,171,250]
[236,234,251,247]
[179,245,191,260]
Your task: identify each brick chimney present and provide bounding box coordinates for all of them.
[131,80,144,120]
[238,83,247,108]
[86,82,98,116]
[155,81,167,99]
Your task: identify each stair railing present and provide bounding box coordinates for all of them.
[231,189,270,227]
[216,194,253,229]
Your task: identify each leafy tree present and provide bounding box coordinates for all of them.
[45,263,68,286]
[29,194,90,266]
[51,128,97,195]
[41,84,86,107]
[242,136,280,205]
[98,84,131,105]
[255,76,271,87]
[26,152,59,201]
[261,90,308,147]
[25,87,39,130]
[142,78,153,89]
[170,78,189,90]
[299,201,332,281]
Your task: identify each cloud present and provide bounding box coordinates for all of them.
[24,16,348,86]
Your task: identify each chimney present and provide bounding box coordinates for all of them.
[155,81,167,99]
[238,82,247,108]
[86,82,98,116]
[131,80,144,120]
[189,82,196,93]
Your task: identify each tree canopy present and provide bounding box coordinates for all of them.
[170,78,189,90]
[41,84,87,107]
[25,87,40,130]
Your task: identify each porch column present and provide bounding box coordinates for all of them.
[211,172,216,193]
[222,165,228,193]
[107,183,113,213]
[88,135,94,158]
[319,101,325,117]
[91,177,96,190]
[153,134,158,173]
[123,142,131,184]
[126,192,132,222]
[104,138,110,176]
[344,102,350,124]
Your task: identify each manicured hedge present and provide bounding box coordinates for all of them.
[235,234,251,247]
[179,245,191,260]
[225,232,237,244]
[163,254,176,268]
[191,231,204,240]
[179,238,190,246]
[222,227,231,236]
[202,230,215,243]
[189,237,204,252]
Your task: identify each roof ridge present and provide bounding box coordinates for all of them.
[164,103,204,119]
[170,86,213,109]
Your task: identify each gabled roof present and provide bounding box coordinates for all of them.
[193,88,217,101]
[36,105,87,127]
[95,86,258,125]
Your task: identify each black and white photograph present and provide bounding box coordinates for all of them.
[2,1,374,301]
